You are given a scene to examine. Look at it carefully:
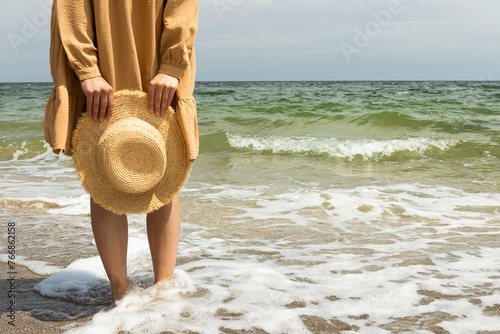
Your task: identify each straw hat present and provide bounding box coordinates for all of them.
[72,90,191,215]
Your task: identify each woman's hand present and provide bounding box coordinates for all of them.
[149,74,179,116]
[80,77,114,122]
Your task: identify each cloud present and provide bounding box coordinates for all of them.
[1,0,52,81]
[0,0,499,81]
[196,0,500,80]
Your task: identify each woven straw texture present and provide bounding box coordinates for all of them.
[72,90,191,214]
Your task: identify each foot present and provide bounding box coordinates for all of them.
[151,277,175,302]
[111,281,133,307]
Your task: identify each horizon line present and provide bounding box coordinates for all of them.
[1,79,499,84]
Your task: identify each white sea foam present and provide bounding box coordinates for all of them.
[0,142,93,215]
[35,256,108,299]
[3,81,498,333]
[0,143,83,202]
[194,182,500,229]
[226,132,461,160]
[29,182,500,333]
[44,194,90,215]
[0,131,496,333]
[0,254,61,275]
[35,235,150,299]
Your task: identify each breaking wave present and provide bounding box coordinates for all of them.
[227,132,461,161]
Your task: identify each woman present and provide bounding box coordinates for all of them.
[44,0,199,304]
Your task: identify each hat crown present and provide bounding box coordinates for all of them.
[96,119,167,194]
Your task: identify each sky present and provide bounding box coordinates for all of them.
[0,0,499,82]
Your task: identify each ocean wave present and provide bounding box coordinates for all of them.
[226,133,461,161]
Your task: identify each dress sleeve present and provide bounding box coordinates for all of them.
[55,0,101,81]
[158,0,199,80]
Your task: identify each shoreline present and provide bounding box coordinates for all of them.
[0,201,99,333]
[0,262,93,334]
[1,192,500,333]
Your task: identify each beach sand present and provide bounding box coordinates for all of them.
[0,263,93,334]
[2,197,500,333]
[2,262,500,334]
[0,200,99,333]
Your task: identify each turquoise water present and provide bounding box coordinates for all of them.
[194,81,500,193]
[0,81,499,196]
[1,82,500,333]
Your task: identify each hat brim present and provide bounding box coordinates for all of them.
[72,90,191,214]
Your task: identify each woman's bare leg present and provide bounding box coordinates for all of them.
[90,198,131,303]
[146,194,181,283]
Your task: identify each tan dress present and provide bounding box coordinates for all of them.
[44,0,199,161]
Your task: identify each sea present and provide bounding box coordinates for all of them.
[0,81,499,333]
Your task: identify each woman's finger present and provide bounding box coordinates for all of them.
[160,89,169,116]
[92,93,100,121]
[98,91,108,122]
[106,90,114,119]
[86,94,93,116]
[154,87,164,116]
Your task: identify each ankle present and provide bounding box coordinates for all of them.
[109,276,130,288]
[110,279,132,301]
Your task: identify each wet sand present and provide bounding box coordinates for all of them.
[0,263,93,334]
[0,200,99,333]
[1,197,500,333]
[1,261,500,334]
